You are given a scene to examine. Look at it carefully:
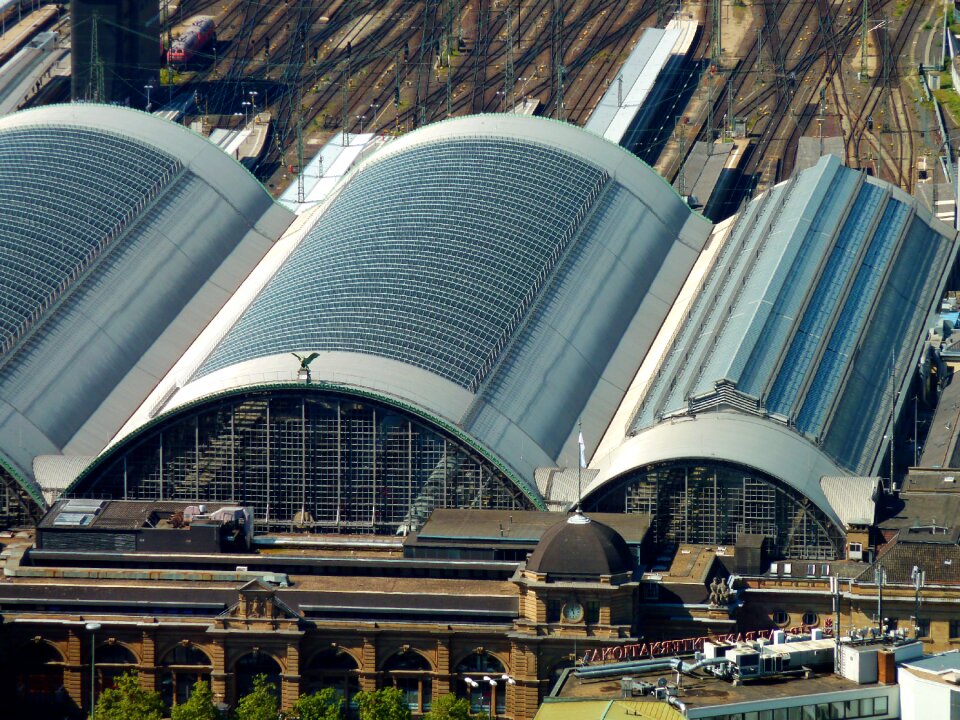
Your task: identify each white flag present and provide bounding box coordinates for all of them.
[578,431,586,468]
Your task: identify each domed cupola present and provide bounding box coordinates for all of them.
[525,510,635,581]
[514,511,639,637]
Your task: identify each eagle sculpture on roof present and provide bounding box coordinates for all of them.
[292,352,320,370]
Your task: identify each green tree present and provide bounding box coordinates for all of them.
[423,694,471,720]
[171,679,220,720]
[93,671,165,720]
[291,687,343,720]
[354,687,411,720]
[235,674,279,720]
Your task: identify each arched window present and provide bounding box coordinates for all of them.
[73,390,533,536]
[160,645,212,708]
[235,652,282,702]
[303,648,360,711]
[454,652,507,716]
[8,642,70,720]
[383,651,432,713]
[94,644,137,700]
[584,461,845,560]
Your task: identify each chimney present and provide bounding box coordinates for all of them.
[878,650,896,684]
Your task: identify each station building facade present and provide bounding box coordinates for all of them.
[0,506,649,719]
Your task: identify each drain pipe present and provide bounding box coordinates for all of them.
[575,658,681,678]
[667,696,687,715]
[679,657,733,674]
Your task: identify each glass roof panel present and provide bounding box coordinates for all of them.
[0,126,180,355]
[199,137,607,389]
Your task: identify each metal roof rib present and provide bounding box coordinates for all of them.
[791,185,891,441]
[692,167,828,397]
[764,173,876,419]
[631,190,766,431]
[755,165,861,409]
[668,175,798,416]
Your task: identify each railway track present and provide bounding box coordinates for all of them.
[152,0,932,199]
[834,0,923,189]
[149,0,656,189]
[656,0,818,190]
[662,0,926,204]
[408,0,654,124]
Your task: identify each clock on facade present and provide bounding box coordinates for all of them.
[562,601,584,622]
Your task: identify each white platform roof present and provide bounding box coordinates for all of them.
[584,18,697,144]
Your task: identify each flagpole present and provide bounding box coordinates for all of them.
[577,418,583,512]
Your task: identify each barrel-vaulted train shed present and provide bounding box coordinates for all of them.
[0,104,294,526]
[62,113,712,535]
[1,106,957,561]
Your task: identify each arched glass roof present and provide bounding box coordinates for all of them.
[0,104,293,510]
[0,126,181,355]
[584,458,845,559]
[198,137,610,390]
[144,114,711,489]
[67,384,539,533]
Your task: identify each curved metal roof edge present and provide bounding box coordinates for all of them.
[0,451,44,508]
[356,114,709,227]
[65,382,546,509]
[157,350,474,434]
[0,103,291,227]
[585,410,847,530]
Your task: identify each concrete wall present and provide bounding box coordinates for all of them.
[899,668,960,720]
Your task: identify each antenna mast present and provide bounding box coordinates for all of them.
[88,12,106,102]
[551,0,564,119]
[576,418,584,511]
[505,7,515,111]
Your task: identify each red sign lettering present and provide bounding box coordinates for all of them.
[579,624,833,665]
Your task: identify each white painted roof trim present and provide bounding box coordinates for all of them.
[587,410,847,530]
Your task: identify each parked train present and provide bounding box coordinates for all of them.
[167,17,215,65]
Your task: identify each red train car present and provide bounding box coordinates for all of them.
[167,17,215,64]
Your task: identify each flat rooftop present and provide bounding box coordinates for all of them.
[38,499,238,531]
[900,468,960,493]
[878,492,960,533]
[918,374,960,469]
[555,667,880,710]
[411,509,650,545]
[659,544,731,584]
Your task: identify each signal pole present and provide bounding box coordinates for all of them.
[860,0,869,79]
[505,7,515,111]
[552,0,564,119]
[296,82,305,203]
[711,0,721,68]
